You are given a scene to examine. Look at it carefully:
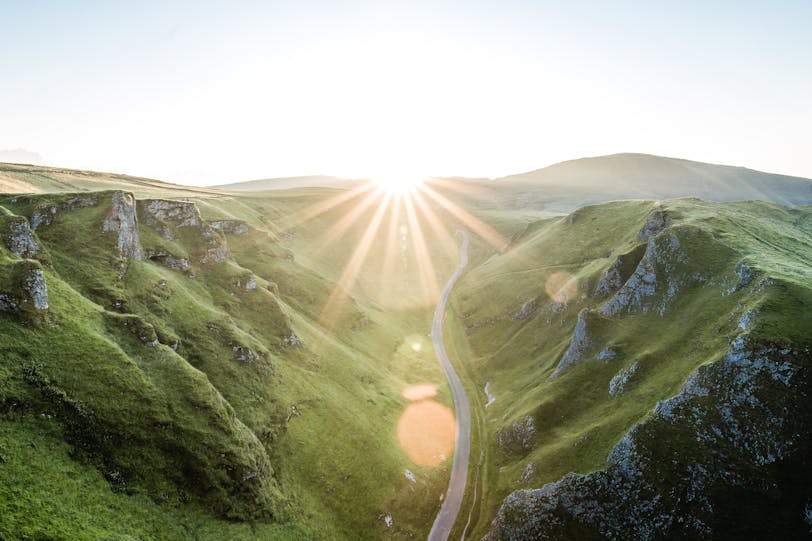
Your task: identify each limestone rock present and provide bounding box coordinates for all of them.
[595,244,647,296]
[497,415,536,454]
[637,207,669,240]
[551,309,594,377]
[210,220,251,235]
[5,216,39,258]
[511,298,537,320]
[485,335,810,540]
[30,206,57,230]
[101,192,143,260]
[609,361,639,397]
[22,268,48,310]
[140,199,202,240]
[0,294,19,314]
[598,234,687,317]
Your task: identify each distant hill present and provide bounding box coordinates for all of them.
[487,153,812,211]
[0,162,222,199]
[211,175,367,191]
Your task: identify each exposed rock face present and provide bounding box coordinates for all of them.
[140,199,202,240]
[210,220,251,235]
[0,294,19,314]
[637,207,669,240]
[22,268,49,310]
[497,415,536,454]
[485,336,810,540]
[723,261,759,296]
[595,244,647,297]
[30,206,57,230]
[146,250,191,272]
[101,192,143,260]
[551,309,595,377]
[282,331,302,348]
[201,244,229,264]
[511,298,537,320]
[595,260,625,296]
[598,234,688,317]
[139,199,230,264]
[6,217,39,258]
[596,348,616,361]
[609,361,639,397]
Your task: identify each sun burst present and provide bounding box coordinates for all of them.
[373,172,425,194]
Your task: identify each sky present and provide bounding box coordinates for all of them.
[1,0,811,186]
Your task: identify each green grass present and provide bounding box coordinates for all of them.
[445,198,812,538]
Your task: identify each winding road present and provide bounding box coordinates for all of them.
[428,230,471,541]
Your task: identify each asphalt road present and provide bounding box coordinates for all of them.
[428,230,471,541]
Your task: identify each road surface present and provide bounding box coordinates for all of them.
[428,230,471,541]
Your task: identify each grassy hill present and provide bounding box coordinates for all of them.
[1,160,810,539]
[0,168,466,539]
[483,153,812,212]
[446,198,812,538]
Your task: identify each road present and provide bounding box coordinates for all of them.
[428,230,471,541]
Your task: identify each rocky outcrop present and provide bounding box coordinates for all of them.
[282,331,302,348]
[0,264,49,314]
[22,268,48,310]
[146,250,191,272]
[637,207,669,240]
[210,220,251,235]
[595,244,647,297]
[101,192,143,260]
[497,415,536,454]
[485,335,811,540]
[140,199,202,239]
[30,206,57,230]
[598,234,688,317]
[723,261,760,296]
[511,298,537,320]
[551,309,595,377]
[200,244,229,264]
[140,199,229,264]
[5,216,39,258]
[609,361,639,397]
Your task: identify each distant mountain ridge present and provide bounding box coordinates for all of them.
[491,153,812,209]
[210,175,368,191]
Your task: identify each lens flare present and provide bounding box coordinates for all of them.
[397,400,455,467]
[544,271,578,304]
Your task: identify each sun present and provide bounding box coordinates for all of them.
[373,172,426,194]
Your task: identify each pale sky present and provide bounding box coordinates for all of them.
[2,0,811,185]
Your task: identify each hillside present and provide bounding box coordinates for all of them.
[487,153,812,212]
[0,179,463,539]
[446,198,812,539]
[1,160,811,539]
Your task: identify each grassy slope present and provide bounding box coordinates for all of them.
[447,198,812,538]
[0,170,469,539]
[485,153,812,211]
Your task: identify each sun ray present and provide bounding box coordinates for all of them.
[416,182,509,252]
[380,193,405,296]
[306,187,388,259]
[277,181,378,232]
[318,191,394,330]
[410,188,462,256]
[403,191,441,304]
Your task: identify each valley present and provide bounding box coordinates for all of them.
[1,155,810,540]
